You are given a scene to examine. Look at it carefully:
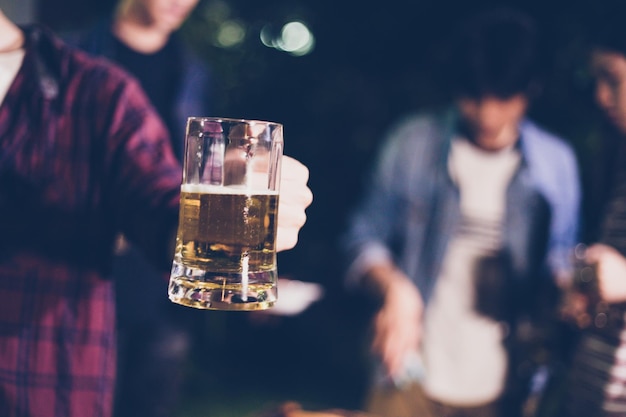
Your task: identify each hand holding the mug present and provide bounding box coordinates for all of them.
[276,156,313,252]
[586,243,626,303]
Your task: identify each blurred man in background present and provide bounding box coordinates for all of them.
[342,8,580,417]
[559,3,626,416]
[72,0,208,160]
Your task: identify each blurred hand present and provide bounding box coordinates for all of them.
[276,156,313,252]
[586,243,626,303]
[371,273,423,379]
[559,287,592,328]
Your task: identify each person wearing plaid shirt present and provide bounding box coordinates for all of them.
[0,10,312,417]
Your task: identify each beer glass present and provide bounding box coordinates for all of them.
[168,117,283,311]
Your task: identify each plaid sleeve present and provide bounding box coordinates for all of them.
[99,72,182,271]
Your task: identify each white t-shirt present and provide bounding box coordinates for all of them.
[0,48,25,105]
[421,135,521,406]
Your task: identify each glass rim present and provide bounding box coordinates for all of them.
[187,116,282,128]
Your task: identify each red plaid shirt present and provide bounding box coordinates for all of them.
[0,26,181,417]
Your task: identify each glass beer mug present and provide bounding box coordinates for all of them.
[168,117,283,311]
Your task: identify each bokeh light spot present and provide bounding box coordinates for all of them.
[216,20,246,48]
[260,21,315,56]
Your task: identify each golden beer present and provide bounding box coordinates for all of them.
[169,183,279,310]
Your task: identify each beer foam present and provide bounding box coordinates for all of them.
[181,183,278,195]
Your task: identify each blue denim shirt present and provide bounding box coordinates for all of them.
[343,110,581,306]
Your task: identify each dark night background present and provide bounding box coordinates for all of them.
[24,0,623,415]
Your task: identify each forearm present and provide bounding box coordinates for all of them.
[364,260,425,377]
[361,261,422,308]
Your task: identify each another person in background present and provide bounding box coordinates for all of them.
[560,4,626,416]
[71,0,208,160]
[68,1,211,416]
[0,9,312,417]
[342,8,580,417]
